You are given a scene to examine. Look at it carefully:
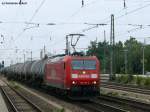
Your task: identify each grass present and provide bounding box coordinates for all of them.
[9,81,20,89]
[114,75,150,88]
[53,108,65,112]
[106,92,119,97]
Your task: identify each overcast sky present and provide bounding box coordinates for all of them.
[0,0,150,65]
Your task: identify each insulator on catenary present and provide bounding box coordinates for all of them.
[82,0,84,7]
[124,0,127,9]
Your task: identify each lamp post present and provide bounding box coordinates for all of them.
[142,37,150,75]
[142,39,145,75]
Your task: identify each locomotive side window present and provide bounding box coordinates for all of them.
[72,60,96,70]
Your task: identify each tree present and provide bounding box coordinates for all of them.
[86,37,148,74]
[124,38,142,74]
[145,45,150,72]
[114,41,124,73]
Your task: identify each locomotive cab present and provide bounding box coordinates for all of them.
[65,56,100,98]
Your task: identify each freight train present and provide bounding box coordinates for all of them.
[1,54,100,99]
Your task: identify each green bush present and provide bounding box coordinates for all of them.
[115,75,132,84]
[120,75,129,84]
[115,75,122,83]
[144,77,150,87]
[128,75,133,83]
[110,74,116,81]
[114,75,150,88]
[130,76,137,85]
[136,76,144,86]
[59,108,65,112]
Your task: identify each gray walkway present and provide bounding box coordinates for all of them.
[0,92,8,112]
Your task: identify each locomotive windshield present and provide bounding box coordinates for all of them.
[72,60,96,70]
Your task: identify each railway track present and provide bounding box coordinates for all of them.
[0,81,43,112]
[6,80,150,112]
[2,77,150,112]
[24,81,127,112]
[101,82,150,95]
[75,100,127,112]
[81,94,150,112]
[86,99,127,112]
[98,94,150,112]
[38,86,128,112]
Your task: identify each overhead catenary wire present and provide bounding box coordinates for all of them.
[0,0,47,63]
[0,1,149,27]
[29,0,46,22]
[115,26,150,39]
[4,0,47,52]
[115,3,150,21]
[1,0,150,63]
[66,0,101,20]
[78,3,150,33]
[16,0,47,40]
[65,0,131,27]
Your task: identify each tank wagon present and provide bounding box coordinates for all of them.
[1,54,100,99]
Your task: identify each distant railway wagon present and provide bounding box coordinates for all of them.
[1,54,100,99]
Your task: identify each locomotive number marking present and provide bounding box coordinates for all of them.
[78,74,90,78]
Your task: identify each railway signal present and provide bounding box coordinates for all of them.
[2,61,4,68]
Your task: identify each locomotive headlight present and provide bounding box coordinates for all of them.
[72,74,78,78]
[82,71,86,74]
[91,74,97,78]
[72,81,76,84]
[93,81,97,84]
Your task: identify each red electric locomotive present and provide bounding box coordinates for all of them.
[44,55,100,98]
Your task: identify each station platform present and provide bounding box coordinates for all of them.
[0,92,8,112]
[0,78,9,112]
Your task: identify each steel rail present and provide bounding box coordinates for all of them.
[99,94,150,112]
[10,86,44,112]
[1,86,19,112]
[75,99,127,112]
[78,103,105,112]
[89,99,128,112]
[101,82,150,95]
[0,80,43,112]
